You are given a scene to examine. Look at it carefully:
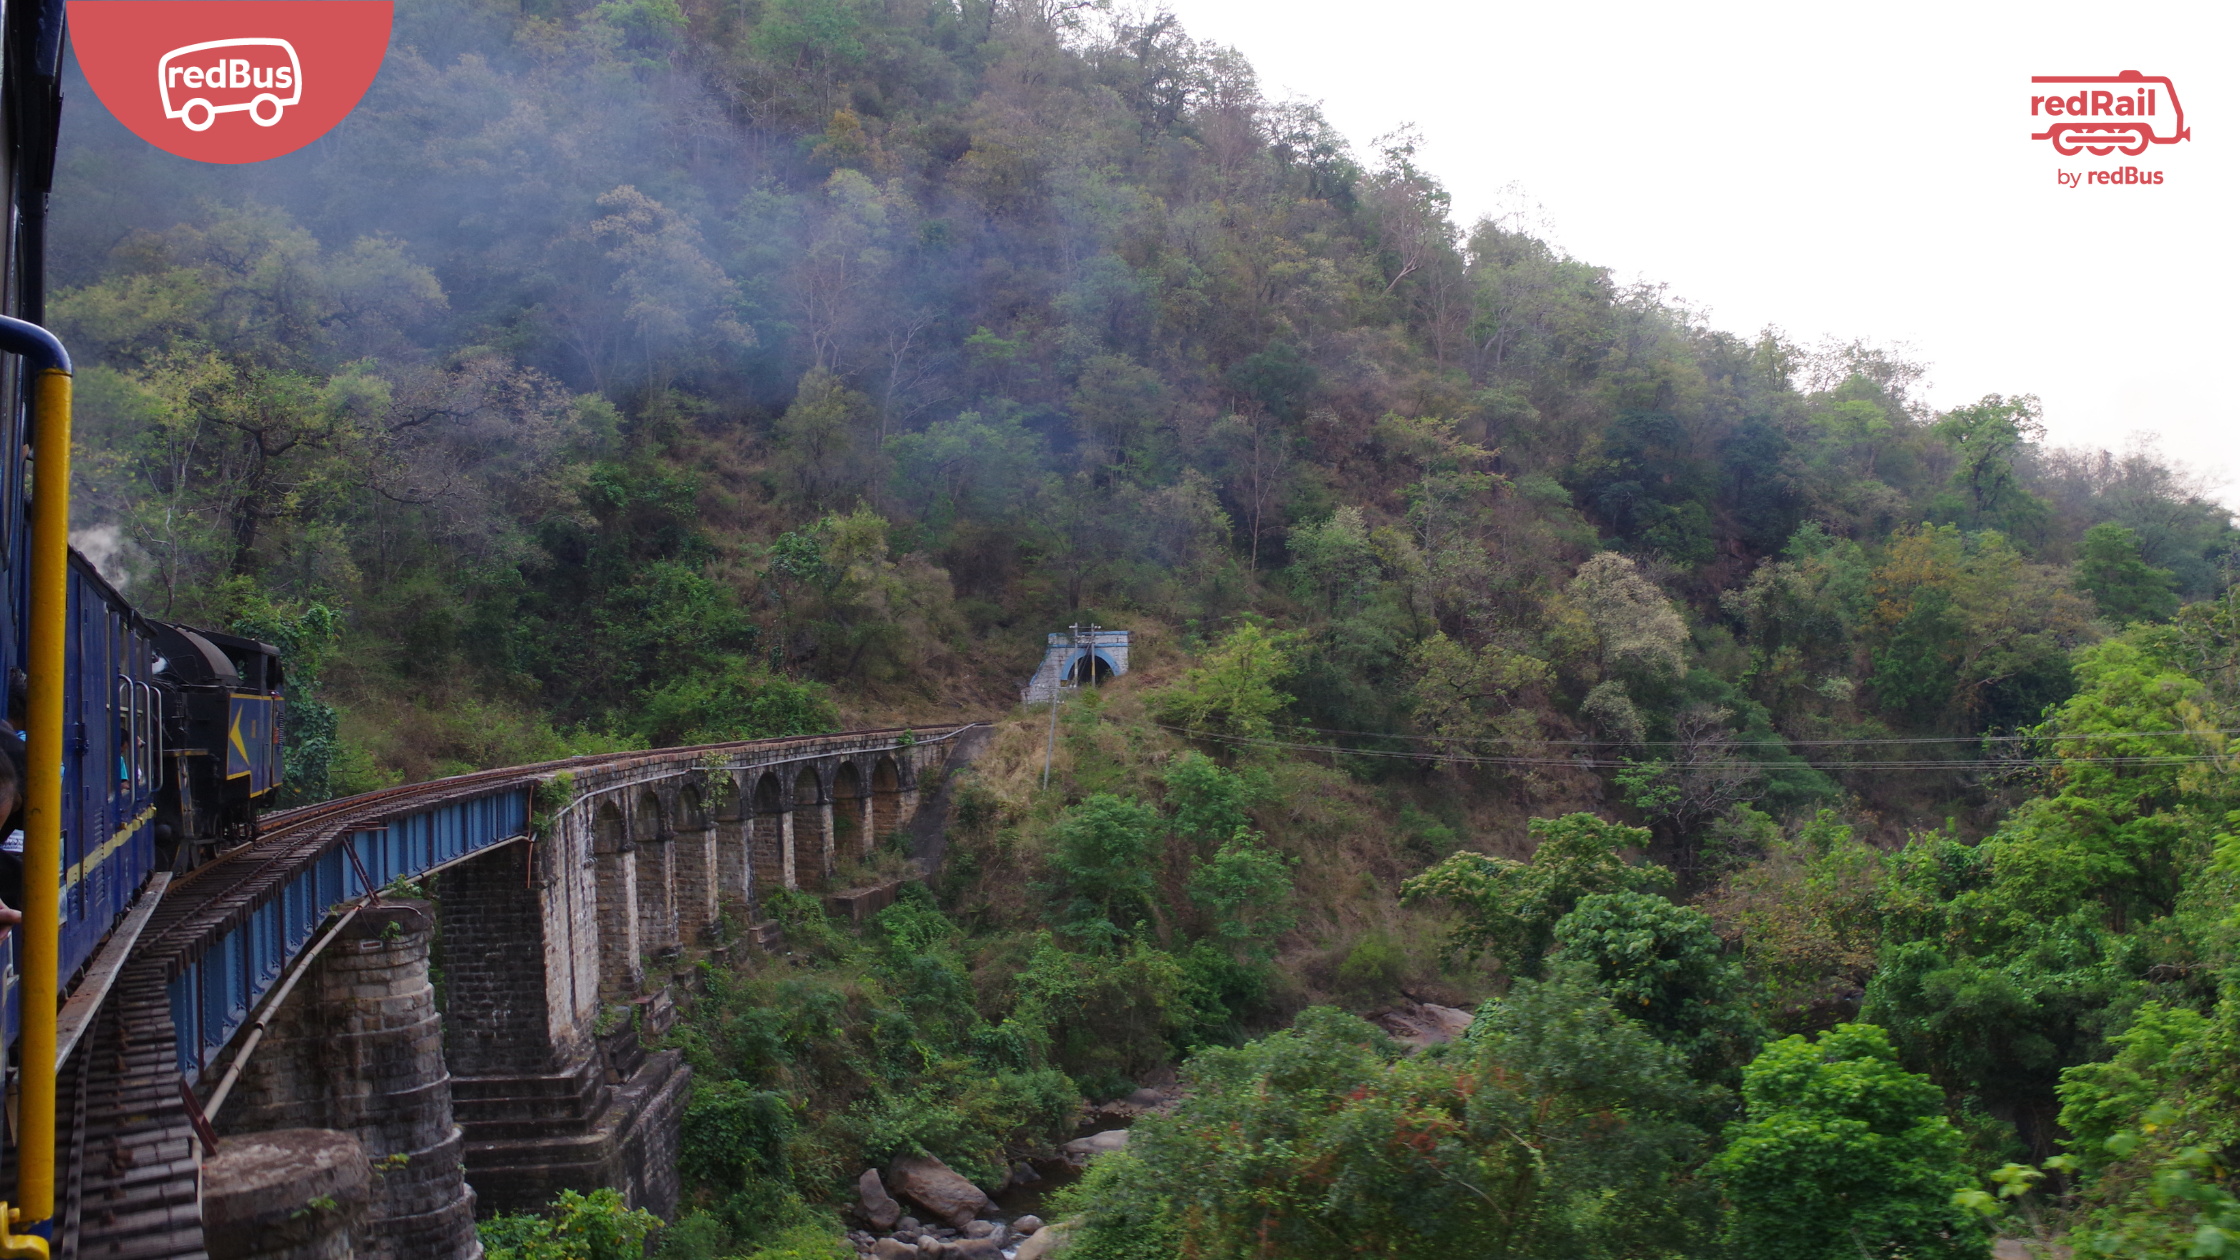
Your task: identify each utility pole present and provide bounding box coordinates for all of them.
[1086,621,1101,690]
[1044,622,1079,790]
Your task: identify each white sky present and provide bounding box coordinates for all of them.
[1161,0,2240,503]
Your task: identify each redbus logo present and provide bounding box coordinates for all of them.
[2031,71,2190,156]
[68,1,391,164]
[159,38,303,131]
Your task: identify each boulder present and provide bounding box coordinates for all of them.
[898,1217,922,1233]
[1013,1222,1071,1260]
[1012,1215,1045,1235]
[1059,1129,1131,1168]
[1008,1160,1042,1188]
[962,1220,997,1239]
[946,1239,1003,1258]
[860,1168,903,1229]
[871,1240,919,1260]
[887,1156,991,1228]
[1369,1002,1476,1050]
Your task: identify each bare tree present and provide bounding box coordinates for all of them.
[1212,410,1294,574]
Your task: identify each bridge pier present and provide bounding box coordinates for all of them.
[749,772,784,906]
[790,768,829,891]
[712,783,752,922]
[216,899,479,1260]
[204,1129,371,1260]
[443,817,687,1223]
[634,793,679,962]
[592,804,642,1003]
[669,785,716,942]
[873,756,901,841]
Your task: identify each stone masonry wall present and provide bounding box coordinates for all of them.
[218,899,479,1260]
[441,840,554,1076]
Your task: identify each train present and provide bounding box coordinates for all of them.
[0,0,288,1248]
[25,561,286,1001]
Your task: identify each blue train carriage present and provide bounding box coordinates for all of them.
[0,549,161,1027]
[0,544,165,1185]
[54,554,161,1003]
[149,622,284,864]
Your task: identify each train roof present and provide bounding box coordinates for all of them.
[150,621,281,689]
[67,546,153,635]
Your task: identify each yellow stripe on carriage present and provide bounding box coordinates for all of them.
[62,805,156,892]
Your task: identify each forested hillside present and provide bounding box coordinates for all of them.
[50,0,2240,1256]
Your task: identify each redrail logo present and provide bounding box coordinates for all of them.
[2031,71,2190,156]
[158,38,303,131]
[69,1,392,164]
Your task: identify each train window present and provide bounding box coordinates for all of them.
[116,677,131,790]
[140,681,161,793]
[116,674,157,796]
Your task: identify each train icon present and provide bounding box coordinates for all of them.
[157,37,302,131]
[2031,71,2188,157]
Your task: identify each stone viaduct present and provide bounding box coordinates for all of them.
[190,726,970,1260]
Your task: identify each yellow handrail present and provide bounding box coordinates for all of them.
[20,365,71,1237]
[0,1204,46,1257]
[0,315,75,1252]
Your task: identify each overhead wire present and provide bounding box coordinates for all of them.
[1150,725,2234,775]
[1260,720,2240,749]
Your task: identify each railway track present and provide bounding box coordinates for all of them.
[61,725,955,1259]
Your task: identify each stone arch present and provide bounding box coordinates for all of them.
[832,761,868,860]
[635,790,677,958]
[1065,649,1116,685]
[678,784,707,830]
[592,800,639,1004]
[791,766,829,892]
[594,800,627,854]
[632,791,665,842]
[750,772,785,907]
[871,755,903,843]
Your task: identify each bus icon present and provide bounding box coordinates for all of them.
[2031,71,2189,157]
[157,38,303,132]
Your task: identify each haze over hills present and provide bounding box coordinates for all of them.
[1158,0,2240,499]
[47,0,2240,1255]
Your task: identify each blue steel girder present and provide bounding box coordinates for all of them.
[167,786,530,1080]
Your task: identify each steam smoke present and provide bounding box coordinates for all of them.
[70,524,133,590]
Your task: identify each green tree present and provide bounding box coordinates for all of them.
[1932,393,2052,538]
[1044,795,1164,944]
[2076,522,2180,625]
[1061,996,1713,1260]
[480,1188,661,1260]
[634,659,837,746]
[1146,623,1295,738]
[1185,828,1295,957]
[1552,890,1755,1078]
[1865,523,2094,730]
[1712,1024,1989,1260]
[1402,813,1671,969]
[770,368,879,512]
[1160,752,1264,848]
[1405,631,1550,769]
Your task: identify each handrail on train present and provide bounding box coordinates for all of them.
[0,313,70,1257]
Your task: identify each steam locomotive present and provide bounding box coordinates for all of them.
[150,620,286,861]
